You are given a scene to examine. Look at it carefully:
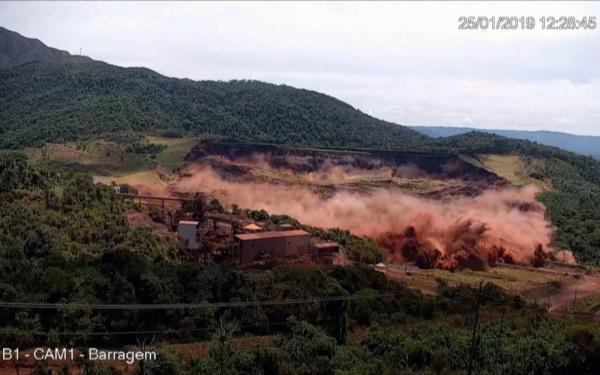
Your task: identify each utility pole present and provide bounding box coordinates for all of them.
[467,281,483,375]
[499,292,506,334]
[44,144,50,209]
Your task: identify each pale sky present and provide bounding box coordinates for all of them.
[1,1,599,135]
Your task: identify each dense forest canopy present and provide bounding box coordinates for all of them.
[0,57,426,150]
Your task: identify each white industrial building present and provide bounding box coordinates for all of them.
[177,220,200,250]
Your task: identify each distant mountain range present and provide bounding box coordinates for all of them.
[411,126,600,159]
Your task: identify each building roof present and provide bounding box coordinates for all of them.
[312,241,339,249]
[235,229,310,241]
[178,220,199,225]
[243,223,262,231]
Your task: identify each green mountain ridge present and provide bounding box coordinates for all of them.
[0,26,72,69]
[0,26,425,150]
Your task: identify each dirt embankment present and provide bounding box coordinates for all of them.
[185,141,506,198]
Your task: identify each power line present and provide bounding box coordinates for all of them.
[2,287,581,338]
[467,281,483,375]
[0,322,288,337]
[0,292,397,311]
[0,283,536,312]
[0,312,361,337]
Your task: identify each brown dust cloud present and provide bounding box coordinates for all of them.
[169,163,572,270]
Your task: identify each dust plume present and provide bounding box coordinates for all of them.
[170,164,561,270]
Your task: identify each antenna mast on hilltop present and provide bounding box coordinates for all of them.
[79,47,82,56]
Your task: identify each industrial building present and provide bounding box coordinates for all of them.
[235,230,310,264]
[177,220,200,250]
[311,240,341,265]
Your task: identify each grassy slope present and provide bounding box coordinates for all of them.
[461,154,546,188]
[147,136,200,170]
[573,295,600,313]
[387,266,579,300]
[475,155,531,186]
[93,171,168,192]
[25,140,152,175]
[26,135,198,176]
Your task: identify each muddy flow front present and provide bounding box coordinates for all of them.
[168,144,572,270]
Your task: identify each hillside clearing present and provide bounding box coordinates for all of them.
[25,140,153,175]
[24,137,199,176]
[147,136,200,170]
[461,154,545,188]
[93,170,169,193]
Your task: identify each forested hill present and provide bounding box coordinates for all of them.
[0,27,71,69]
[411,126,600,159]
[0,28,425,150]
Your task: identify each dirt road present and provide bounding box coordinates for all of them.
[549,275,600,313]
